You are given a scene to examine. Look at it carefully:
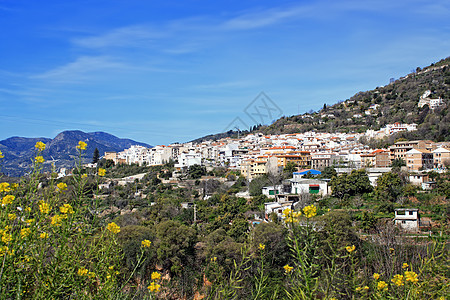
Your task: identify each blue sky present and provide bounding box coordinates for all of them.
[0,0,449,145]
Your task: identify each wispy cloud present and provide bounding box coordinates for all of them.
[31,56,130,83]
[222,6,309,30]
[72,25,165,49]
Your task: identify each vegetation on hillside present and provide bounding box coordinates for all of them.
[1,141,448,299]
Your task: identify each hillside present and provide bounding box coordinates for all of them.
[0,130,151,176]
[261,57,450,142]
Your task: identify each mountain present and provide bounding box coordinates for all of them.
[0,130,151,176]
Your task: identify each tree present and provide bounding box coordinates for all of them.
[188,164,206,179]
[92,148,100,164]
[375,172,404,202]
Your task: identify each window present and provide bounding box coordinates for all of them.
[409,211,413,215]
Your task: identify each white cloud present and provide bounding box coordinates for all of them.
[32,56,130,83]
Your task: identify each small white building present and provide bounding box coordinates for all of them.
[262,185,283,198]
[290,179,328,196]
[394,208,419,231]
[264,201,293,221]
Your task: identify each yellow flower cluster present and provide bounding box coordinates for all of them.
[40,232,49,239]
[377,280,388,291]
[57,182,68,192]
[148,281,161,293]
[141,239,151,248]
[51,214,64,227]
[35,141,46,151]
[346,245,356,253]
[402,262,409,269]
[60,204,74,214]
[39,202,51,214]
[2,195,15,206]
[0,150,3,159]
[373,273,380,280]
[20,228,31,238]
[303,205,317,218]
[35,156,45,163]
[78,268,88,276]
[98,168,106,177]
[76,141,87,150]
[284,264,293,274]
[151,272,161,280]
[8,213,16,221]
[106,222,120,234]
[0,182,11,193]
[282,208,301,223]
[1,231,12,244]
[356,286,369,292]
[404,271,418,283]
[258,243,265,250]
[391,274,404,286]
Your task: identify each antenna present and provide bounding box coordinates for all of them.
[234,126,240,139]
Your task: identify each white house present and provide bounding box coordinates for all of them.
[394,208,419,231]
[264,201,293,221]
[290,179,328,196]
[262,185,283,198]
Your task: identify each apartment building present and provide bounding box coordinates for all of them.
[432,147,450,169]
[389,140,435,162]
[405,149,433,171]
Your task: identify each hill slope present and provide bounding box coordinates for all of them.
[0,130,151,176]
[262,57,450,141]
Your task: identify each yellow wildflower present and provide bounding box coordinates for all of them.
[40,232,49,239]
[0,151,3,159]
[2,233,12,244]
[20,228,31,238]
[109,266,114,270]
[389,247,395,254]
[25,206,31,212]
[356,287,362,292]
[35,141,46,151]
[98,168,106,177]
[346,245,356,253]
[148,281,161,293]
[404,271,418,283]
[377,280,388,291]
[78,268,88,276]
[60,204,74,214]
[303,204,317,218]
[258,243,265,250]
[39,201,51,214]
[51,214,64,227]
[0,182,11,193]
[373,273,380,280]
[88,272,96,279]
[11,183,18,190]
[8,213,16,221]
[57,182,68,192]
[141,239,151,248]
[35,156,45,163]
[151,272,161,280]
[81,174,87,179]
[26,219,35,225]
[283,264,293,274]
[363,286,369,290]
[0,246,9,257]
[76,141,87,150]
[402,262,409,269]
[2,195,15,206]
[391,274,404,286]
[106,222,120,234]
[211,256,217,262]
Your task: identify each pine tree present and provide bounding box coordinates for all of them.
[92,148,99,164]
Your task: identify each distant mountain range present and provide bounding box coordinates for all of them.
[0,130,151,176]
